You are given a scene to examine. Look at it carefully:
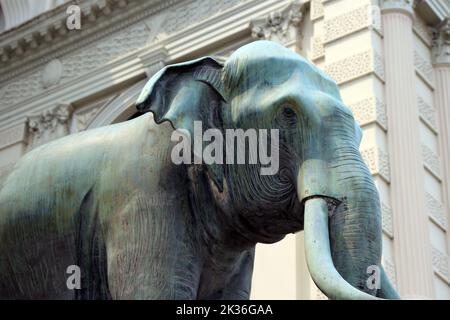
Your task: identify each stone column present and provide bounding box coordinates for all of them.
[432,22,450,263]
[381,0,434,298]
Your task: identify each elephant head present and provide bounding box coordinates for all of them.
[135,40,400,300]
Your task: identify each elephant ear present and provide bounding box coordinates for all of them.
[135,57,227,191]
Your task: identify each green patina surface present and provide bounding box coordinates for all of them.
[0,41,398,300]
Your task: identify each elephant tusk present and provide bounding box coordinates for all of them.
[303,197,381,300]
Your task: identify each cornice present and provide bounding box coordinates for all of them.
[0,0,285,130]
[415,0,450,26]
[414,0,450,65]
[0,0,182,84]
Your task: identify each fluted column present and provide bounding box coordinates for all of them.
[382,0,434,298]
[433,23,450,265]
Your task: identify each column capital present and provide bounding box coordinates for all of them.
[432,20,450,66]
[26,102,73,150]
[381,0,414,18]
[250,0,305,48]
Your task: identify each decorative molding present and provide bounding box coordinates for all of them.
[414,50,435,88]
[348,97,388,130]
[323,50,384,84]
[0,0,259,114]
[431,20,450,66]
[0,0,138,70]
[0,0,278,131]
[323,4,382,44]
[418,96,438,133]
[310,0,324,21]
[27,103,73,149]
[138,45,169,77]
[431,246,450,283]
[413,15,433,47]
[41,59,63,89]
[415,0,450,29]
[425,192,447,230]
[381,202,394,238]
[310,36,324,60]
[361,147,391,182]
[0,123,27,150]
[421,144,441,179]
[381,0,414,17]
[250,0,304,47]
[59,22,151,82]
[0,0,194,84]
[0,19,151,109]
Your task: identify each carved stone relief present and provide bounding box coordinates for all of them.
[413,16,433,47]
[383,259,397,288]
[250,0,304,47]
[422,144,441,179]
[0,0,249,109]
[361,147,391,182]
[425,192,446,230]
[432,246,450,283]
[348,97,387,130]
[310,0,324,21]
[324,4,381,44]
[431,21,450,66]
[418,96,438,133]
[311,36,324,60]
[414,50,435,87]
[381,202,394,238]
[27,103,73,150]
[324,50,385,85]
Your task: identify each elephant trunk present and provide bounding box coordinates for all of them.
[299,151,383,299]
[297,108,399,299]
[328,150,382,296]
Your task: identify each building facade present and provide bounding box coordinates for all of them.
[0,0,449,299]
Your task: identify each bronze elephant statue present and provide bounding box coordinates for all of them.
[0,41,399,299]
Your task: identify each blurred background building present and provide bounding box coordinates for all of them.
[0,0,449,299]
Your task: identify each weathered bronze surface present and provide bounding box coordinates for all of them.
[0,41,399,299]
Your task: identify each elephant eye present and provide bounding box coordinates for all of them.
[279,105,297,127]
[281,106,296,118]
